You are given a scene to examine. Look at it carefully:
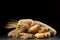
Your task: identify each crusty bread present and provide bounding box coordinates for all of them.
[6,19,57,39]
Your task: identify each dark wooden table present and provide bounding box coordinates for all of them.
[0,36,60,40]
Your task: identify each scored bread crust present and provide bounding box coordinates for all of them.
[6,19,57,39]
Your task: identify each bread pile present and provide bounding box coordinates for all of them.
[5,19,57,39]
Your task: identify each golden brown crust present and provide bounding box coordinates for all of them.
[6,19,57,39]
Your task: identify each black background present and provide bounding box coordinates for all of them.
[0,0,8,4]
[0,1,59,37]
